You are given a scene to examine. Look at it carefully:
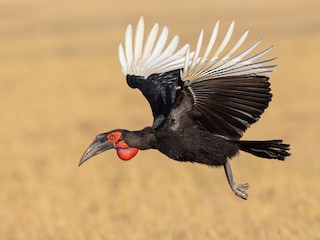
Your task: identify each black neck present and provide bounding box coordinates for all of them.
[124,127,156,150]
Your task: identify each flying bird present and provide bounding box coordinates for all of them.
[80,17,290,199]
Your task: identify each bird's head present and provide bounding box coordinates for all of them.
[79,129,139,166]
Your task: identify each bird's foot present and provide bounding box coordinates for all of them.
[232,183,249,200]
[224,160,250,200]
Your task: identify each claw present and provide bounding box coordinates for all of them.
[238,183,249,190]
[233,183,250,200]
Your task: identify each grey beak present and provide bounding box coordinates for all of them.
[79,139,114,166]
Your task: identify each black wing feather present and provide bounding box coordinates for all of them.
[189,75,272,139]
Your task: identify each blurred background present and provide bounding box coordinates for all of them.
[0,0,319,239]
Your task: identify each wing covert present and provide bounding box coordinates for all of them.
[127,70,181,128]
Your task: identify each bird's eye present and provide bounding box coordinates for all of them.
[107,132,122,143]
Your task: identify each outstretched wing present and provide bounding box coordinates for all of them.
[180,21,275,139]
[118,18,275,136]
[118,17,189,128]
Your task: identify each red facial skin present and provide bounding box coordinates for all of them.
[107,132,139,161]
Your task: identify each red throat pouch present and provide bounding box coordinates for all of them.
[115,141,139,161]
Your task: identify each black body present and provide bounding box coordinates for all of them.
[121,71,290,200]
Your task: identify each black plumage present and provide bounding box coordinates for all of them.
[80,18,290,199]
[126,69,181,128]
[189,75,272,139]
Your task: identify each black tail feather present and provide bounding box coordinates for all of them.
[234,140,291,160]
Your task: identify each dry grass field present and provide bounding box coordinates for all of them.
[0,0,319,239]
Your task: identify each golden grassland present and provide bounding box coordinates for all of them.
[0,0,319,239]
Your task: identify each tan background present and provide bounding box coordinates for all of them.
[0,0,319,239]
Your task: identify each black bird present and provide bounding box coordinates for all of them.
[80,17,290,199]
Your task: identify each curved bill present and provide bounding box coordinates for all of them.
[79,139,114,166]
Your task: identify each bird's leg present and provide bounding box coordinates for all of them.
[223,159,249,200]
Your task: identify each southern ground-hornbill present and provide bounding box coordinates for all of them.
[80,17,290,199]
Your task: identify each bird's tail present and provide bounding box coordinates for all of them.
[233,140,291,160]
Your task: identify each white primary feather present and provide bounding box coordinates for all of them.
[124,25,133,69]
[142,23,159,59]
[201,21,219,64]
[182,21,275,83]
[119,17,189,78]
[134,18,144,61]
